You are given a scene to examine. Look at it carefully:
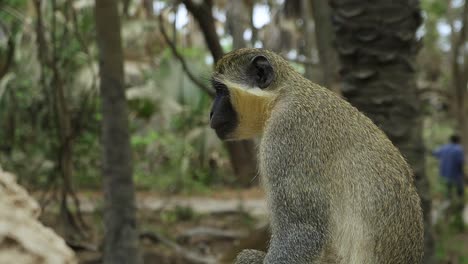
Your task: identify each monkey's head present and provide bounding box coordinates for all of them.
[209,48,295,140]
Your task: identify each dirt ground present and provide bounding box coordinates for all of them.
[36,188,468,264]
[71,211,257,264]
[38,188,266,264]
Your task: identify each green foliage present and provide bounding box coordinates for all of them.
[132,131,160,149]
[0,0,28,31]
[0,1,101,190]
[131,127,217,194]
[421,0,448,17]
[421,0,448,47]
[123,47,229,193]
[129,98,158,119]
[434,218,468,264]
[424,118,468,264]
[0,1,229,194]
[73,129,101,188]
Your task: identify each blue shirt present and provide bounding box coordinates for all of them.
[432,143,464,181]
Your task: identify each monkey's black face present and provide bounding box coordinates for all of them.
[210,53,276,140]
[210,80,238,139]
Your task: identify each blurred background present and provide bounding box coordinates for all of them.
[0,0,467,263]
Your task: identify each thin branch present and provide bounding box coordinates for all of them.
[67,0,98,138]
[460,2,468,93]
[66,241,98,252]
[34,0,88,239]
[182,0,223,62]
[33,0,51,67]
[0,5,26,22]
[417,87,451,99]
[177,227,247,240]
[158,10,214,97]
[285,56,319,66]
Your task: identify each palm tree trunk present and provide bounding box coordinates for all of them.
[330,0,434,263]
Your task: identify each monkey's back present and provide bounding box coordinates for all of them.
[259,81,424,264]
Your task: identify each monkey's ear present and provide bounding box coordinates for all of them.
[249,55,274,89]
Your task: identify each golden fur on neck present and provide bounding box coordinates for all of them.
[223,80,277,139]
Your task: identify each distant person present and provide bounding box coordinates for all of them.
[432,135,465,200]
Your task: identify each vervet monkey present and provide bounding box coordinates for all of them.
[209,48,423,264]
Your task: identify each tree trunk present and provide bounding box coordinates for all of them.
[224,141,258,186]
[248,1,258,46]
[95,1,142,263]
[142,0,154,18]
[450,0,468,160]
[301,0,316,80]
[226,0,249,50]
[183,0,258,186]
[310,0,341,94]
[330,1,434,263]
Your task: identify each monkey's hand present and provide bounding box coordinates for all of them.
[235,249,266,264]
[264,227,325,263]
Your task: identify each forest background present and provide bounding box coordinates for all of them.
[0,0,467,263]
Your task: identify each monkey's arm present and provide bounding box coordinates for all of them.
[262,159,329,263]
[264,224,326,263]
[234,224,326,264]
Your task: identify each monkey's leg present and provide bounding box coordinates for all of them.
[235,249,266,264]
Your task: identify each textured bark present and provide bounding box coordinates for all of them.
[184,0,258,186]
[310,0,341,94]
[330,0,434,263]
[95,1,142,263]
